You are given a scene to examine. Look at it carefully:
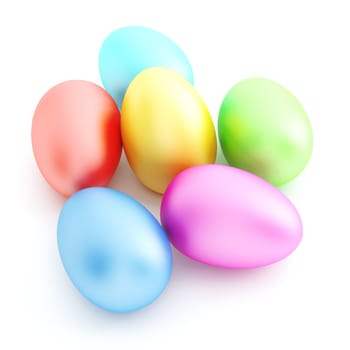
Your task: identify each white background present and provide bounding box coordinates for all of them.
[1,0,349,349]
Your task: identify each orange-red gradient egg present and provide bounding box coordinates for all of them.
[32,80,122,197]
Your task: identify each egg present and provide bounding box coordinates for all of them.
[32,80,122,197]
[218,78,313,186]
[99,26,194,108]
[161,164,302,269]
[121,67,217,194]
[57,187,172,312]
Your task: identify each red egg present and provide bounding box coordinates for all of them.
[32,80,122,197]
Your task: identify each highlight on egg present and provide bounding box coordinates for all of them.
[32,80,122,197]
[121,67,217,194]
[99,26,194,108]
[161,164,303,269]
[57,187,173,312]
[218,77,313,186]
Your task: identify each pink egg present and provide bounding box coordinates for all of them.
[160,164,302,268]
[32,80,122,197]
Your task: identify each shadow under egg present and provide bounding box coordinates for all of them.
[108,153,162,218]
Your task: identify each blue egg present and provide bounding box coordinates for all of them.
[57,187,172,312]
[98,26,194,108]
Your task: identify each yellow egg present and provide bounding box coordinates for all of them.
[121,67,217,194]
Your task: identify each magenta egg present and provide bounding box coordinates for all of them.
[160,164,303,268]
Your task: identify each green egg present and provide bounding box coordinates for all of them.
[218,78,313,186]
